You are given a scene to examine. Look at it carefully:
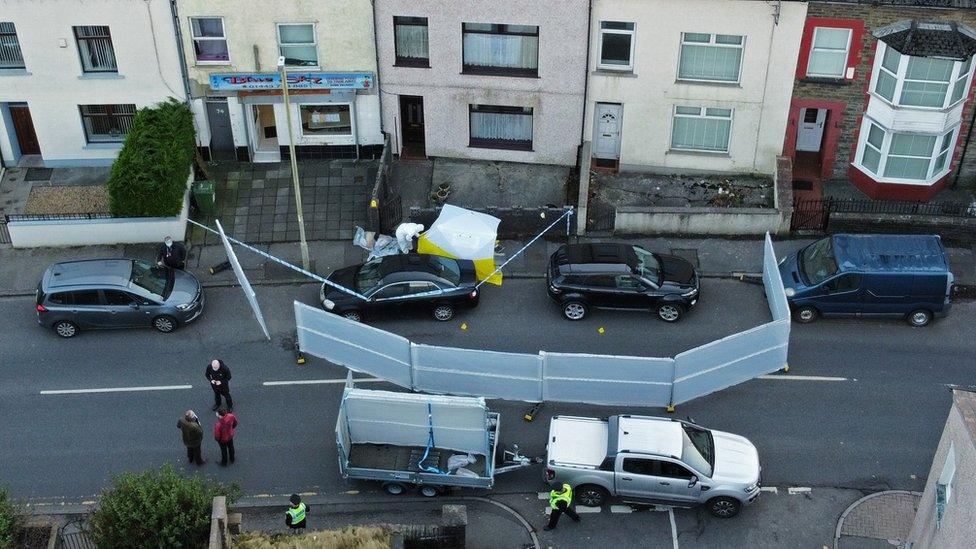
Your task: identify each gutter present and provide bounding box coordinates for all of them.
[370,0,385,148]
[579,0,593,147]
[168,0,194,104]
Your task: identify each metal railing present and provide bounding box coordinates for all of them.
[796,198,976,218]
[5,212,115,221]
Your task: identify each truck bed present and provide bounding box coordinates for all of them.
[348,443,488,477]
[548,416,609,467]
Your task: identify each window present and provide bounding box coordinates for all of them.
[678,33,743,83]
[872,43,974,109]
[69,290,102,306]
[103,290,135,306]
[374,284,408,299]
[469,105,533,150]
[462,23,538,77]
[598,21,635,71]
[584,275,616,288]
[79,104,136,143]
[621,458,656,476]
[278,23,317,67]
[671,106,733,153]
[47,293,68,305]
[614,275,641,290]
[74,26,117,73]
[405,281,438,295]
[807,27,851,78]
[824,274,860,293]
[936,443,955,527]
[856,119,957,182]
[0,22,25,69]
[658,460,695,480]
[394,16,429,67]
[300,104,351,137]
[190,17,228,63]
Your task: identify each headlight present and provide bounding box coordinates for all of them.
[322,299,336,310]
[784,287,796,297]
[176,303,193,310]
[682,287,699,297]
[745,482,759,492]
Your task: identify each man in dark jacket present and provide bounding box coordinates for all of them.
[156,236,187,270]
[206,359,233,411]
[177,410,206,465]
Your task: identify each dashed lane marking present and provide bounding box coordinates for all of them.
[40,385,193,395]
[760,487,779,494]
[788,487,812,494]
[262,378,384,386]
[758,375,848,382]
[610,505,634,514]
[538,492,549,500]
[575,505,602,514]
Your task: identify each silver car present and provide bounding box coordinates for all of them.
[35,259,204,338]
[545,414,761,518]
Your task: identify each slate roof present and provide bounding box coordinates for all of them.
[875,20,976,59]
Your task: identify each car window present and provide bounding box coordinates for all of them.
[428,256,461,286]
[405,281,439,296]
[356,258,384,292]
[825,274,860,293]
[615,275,641,290]
[130,260,171,298]
[621,458,656,476]
[373,283,408,299]
[103,290,135,306]
[657,460,695,480]
[586,275,616,288]
[562,275,586,286]
[70,290,102,306]
[47,292,69,305]
[632,246,662,286]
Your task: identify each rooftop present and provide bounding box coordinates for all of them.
[952,389,976,442]
[833,234,949,273]
[617,416,683,458]
[875,20,976,59]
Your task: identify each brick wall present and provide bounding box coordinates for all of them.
[794,3,976,189]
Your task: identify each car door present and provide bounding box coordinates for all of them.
[615,456,668,500]
[582,275,620,308]
[66,289,112,327]
[610,274,650,309]
[653,459,704,504]
[102,290,152,327]
[368,282,412,316]
[860,274,913,317]
[812,273,862,316]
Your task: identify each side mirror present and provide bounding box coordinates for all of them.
[688,476,698,488]
[128,302,139,309]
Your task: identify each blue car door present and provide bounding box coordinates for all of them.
[813,273,862,316]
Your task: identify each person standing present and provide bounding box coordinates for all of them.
[205,359,233,411]
[285,493,308,531]
[177,410,206,466]
[544,482,580,531]
[214,407,238,467]
[156,236,187,270]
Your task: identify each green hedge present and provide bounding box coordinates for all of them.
[0,487,22,546]
[107,98,195,217]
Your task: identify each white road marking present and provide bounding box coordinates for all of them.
[668,507,679,549]
[760,487,779,494]
[262,378,384,386]
[788,487,812,494]
[575,505,602,514]
[40,385,192,395]
[538,492,549,500]
[610,505,634,514]
[759,375,848,382]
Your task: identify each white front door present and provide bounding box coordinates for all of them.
[796,108,826,152]
[593,103,622,160]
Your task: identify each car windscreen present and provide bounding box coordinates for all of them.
[428,255,461,286]
[631,246,662,286]
[799,238,838,286]
[356,258,384,292]
[681,424,714,477]
[130,260,172,299]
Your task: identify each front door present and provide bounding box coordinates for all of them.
[399,95,425,158]
[592,103,622,160]
[205,98,235,161]
[812,273,862,316]
[9,105,40,155]
[796,108,826,152]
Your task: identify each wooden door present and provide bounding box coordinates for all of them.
[9,105,40,155]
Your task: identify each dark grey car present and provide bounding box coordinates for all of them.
[35,259,204,338]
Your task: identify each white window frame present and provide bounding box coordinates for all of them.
[189,17,229,65]
[669,105,734,154]
[597,21,635,72]
[854,116,958,184]
[870,42,975,110]
[277,22,318,68]
[677,32,744,84]
[299,102,354,139]
[0,21,26,70]
[807,27,852,79]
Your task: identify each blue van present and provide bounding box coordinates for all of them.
[778,234,953,327]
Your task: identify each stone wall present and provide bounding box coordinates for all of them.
[827,212,976,245]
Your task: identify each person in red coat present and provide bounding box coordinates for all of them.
[214,407,238,467]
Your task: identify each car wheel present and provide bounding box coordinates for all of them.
[418,485,441,498]
[342,310,363,323]
[794,305,818,324]
[432,304,454,322]
[908,309,933,327]
[152,315,178,333]
[574,485,608,507]
[707,496,742,518]
[657,303,684,322]
[382,483,406,496]
[53,320,78,338]
[562,301,588,321]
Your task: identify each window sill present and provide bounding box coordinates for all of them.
[462,68,539,79]
[0,68,30,76]
[593,69,637,78]
[394,59,430,69]
[84,142,124,150]
[801,76,851,85]
[78,73,124,80]
[469,141,533,152]
[674,78,741,88]
[194,61,232,66]
[666,148,730,158]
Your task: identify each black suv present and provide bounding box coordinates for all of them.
[546,243,700,322]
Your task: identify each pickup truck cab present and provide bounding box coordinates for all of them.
[545,415,761,518]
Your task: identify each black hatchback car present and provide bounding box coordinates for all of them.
[546,243,700,322]
[320,253,480,322]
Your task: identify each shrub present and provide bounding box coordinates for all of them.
[107,98,195,217]
[0,487,22,547]
[87,464,239,549]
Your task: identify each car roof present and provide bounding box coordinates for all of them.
[832,234,948,273]
[556,243,639,267]
[615,415,683,459]
[43,259,133,290]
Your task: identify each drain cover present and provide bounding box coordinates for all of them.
[669,248,700,268]
[25,168,53,181]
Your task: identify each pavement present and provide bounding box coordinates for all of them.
[835,491,921,548]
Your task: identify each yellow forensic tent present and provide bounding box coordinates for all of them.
[416,204,502,285]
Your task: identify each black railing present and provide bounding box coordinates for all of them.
[795,198,976,218]
[5,212,114,221]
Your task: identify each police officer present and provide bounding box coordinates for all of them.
[285,493,308,531]
[544,482,580,531]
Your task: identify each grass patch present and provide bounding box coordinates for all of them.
[25,186,110,215]
[235,526,391,549]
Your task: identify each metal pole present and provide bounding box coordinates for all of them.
[279,63,311,270]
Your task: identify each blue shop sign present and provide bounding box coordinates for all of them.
[210,71,374,91]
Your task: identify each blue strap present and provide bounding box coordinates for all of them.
[418,402,446,474]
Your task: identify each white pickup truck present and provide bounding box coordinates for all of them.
[545,415,761,518]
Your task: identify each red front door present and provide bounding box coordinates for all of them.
[9,105,40,155]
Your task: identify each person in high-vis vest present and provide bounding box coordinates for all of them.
[285,493,308,531]
[544,482,581,531]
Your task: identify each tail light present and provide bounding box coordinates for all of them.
[546,468,555,480]
[36,304,47,313]
[469,290,478,299]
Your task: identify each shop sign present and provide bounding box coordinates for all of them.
[210,71,374,91]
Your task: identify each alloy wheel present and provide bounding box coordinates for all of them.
[658,305,681,322]
[433,305,454,321]
[710,499,738,518]
[55,321,77,338]
[153,316,175,333]
[564,303,586,320]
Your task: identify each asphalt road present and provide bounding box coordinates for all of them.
[1,279,972,511]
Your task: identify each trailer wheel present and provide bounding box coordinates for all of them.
[382,483,407,495]
[419,485,441,498]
